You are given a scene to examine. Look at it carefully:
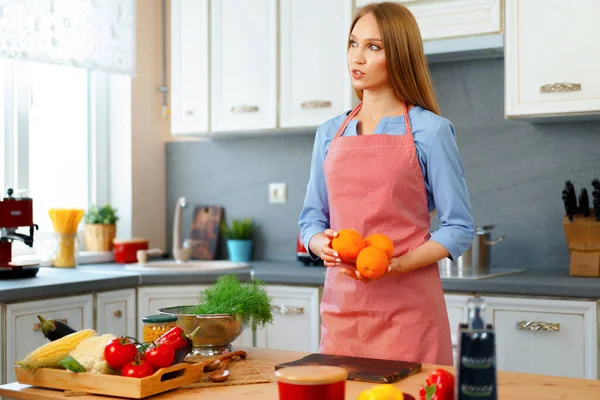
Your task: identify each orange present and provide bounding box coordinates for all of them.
[331,229,365,261]
[356,246,389,280]
[364,233,394,259]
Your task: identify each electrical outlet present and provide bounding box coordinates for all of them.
[269,183,287,204]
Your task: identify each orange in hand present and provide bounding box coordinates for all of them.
[331,229,365,261]
[356,246,389,280]
[364,234,394,259]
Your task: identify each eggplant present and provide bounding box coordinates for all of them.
[173,336,193,364]
[37,315,77,341]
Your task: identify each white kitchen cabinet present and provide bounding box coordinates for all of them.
[5,295,94,383]
[0,305,3,384]
[96,289,136,338]
[137,286,252,349]
[170,0,209,135]
[485,296,598,379]
[210,0,277,132]
[255,285,321,353]
[279,0,353,128]
[355,0,502,42]
[505,0,600,119]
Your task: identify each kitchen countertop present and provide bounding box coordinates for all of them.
[1,347,599,399]
[0,260,599,303]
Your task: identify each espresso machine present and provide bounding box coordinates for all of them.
[0,188,39,279]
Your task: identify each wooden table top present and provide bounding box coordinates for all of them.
[1,347,599,399]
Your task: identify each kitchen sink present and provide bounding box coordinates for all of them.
[124,259,250,272]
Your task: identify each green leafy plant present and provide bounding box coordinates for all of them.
[220,218,253,240]
[84,205,119,225]
[193,273,273,330]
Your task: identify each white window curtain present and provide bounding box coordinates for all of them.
[0,0,135,75]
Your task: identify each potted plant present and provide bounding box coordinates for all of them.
[83,204,119,252]
[220,218,253,262]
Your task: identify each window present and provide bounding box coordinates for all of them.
[2,60,109,256]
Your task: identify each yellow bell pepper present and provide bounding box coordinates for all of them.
[357,384,405,400]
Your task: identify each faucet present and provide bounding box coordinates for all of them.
[172,196,192,263]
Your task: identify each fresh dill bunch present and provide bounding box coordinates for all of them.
[194,273,274,330]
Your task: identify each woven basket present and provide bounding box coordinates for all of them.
[84,224,116,251]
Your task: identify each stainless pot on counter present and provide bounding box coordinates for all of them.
[439,225,505,275]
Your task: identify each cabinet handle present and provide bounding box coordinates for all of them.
[33,318,68,331]
[272,304,304,315]
[301,100,332,110]
[185,110,194,116]
[516,320,560,332]
[114,310,123,319]
[230,105,259,113]
[539,82,581,93]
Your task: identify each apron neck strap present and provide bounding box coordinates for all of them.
[333,101,412,140]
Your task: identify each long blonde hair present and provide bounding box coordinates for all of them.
[350,2,440,115]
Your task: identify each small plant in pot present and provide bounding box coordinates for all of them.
[220,218,253,262]
[83,205,119,252]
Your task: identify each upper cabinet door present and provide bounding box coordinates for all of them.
[170,0,209,135]
[505,0,600,119]
[354,0,502,41]
[279,0,354,129]
[211,0,277,132]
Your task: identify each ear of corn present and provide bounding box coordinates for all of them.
[17,329,96,369]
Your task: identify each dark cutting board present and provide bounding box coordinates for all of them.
[189,205,223,260]
[275,353,422,384]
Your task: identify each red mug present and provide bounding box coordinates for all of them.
[113,238,149,264]
[275,366,348,400]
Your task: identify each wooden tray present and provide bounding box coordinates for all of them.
[15,362,205,399]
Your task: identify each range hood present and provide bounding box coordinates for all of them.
[424,33,504,64]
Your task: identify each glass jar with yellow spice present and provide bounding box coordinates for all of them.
[142,314,177,343]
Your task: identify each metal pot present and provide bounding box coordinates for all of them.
[439,225,505,275]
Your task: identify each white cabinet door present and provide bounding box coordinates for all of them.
[279,0,353,128]
[486,296,597,379]
[0,304,3,384]
[170,0,209,135]
[355,0,502,41]
[444,294,469,366]
[255,286,321,353]
[505,0,600,118]
[210,0,277,132]
[5,295,94,383]
[96,289,136,338]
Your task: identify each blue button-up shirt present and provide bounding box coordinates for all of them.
[298,106,475,261]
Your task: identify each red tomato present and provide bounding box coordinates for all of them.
[121,360,154,378]
[104,337,138,370]
[145,343,175,369]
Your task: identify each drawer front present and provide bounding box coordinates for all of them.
[256,286,321,353]
[6,295,93,383]
[96,289,136,338]
[494,310,585,378]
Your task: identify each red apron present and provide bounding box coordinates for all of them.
[320,101,453,365]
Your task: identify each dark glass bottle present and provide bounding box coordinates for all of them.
[456,295,497,400]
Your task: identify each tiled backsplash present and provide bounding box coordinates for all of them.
[167,58,600,270]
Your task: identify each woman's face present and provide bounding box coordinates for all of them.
[348,12,389,92]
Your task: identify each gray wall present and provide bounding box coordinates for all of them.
[166,58,600,270]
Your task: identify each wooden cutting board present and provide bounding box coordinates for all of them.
[275,353,422,384]
[189,205,223,260]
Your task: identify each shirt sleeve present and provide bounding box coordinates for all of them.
[427,120,476,261]
[298,125,331,259]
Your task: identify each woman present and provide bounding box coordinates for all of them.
[298,2,475,365]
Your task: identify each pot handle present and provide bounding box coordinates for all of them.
[486,236,505,246]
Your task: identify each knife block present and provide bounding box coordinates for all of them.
[563,210,600,277]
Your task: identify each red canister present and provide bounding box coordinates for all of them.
[113,238,149,264]
[275,365,348,400]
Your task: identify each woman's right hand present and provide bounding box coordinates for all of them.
[308,229,341,267]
